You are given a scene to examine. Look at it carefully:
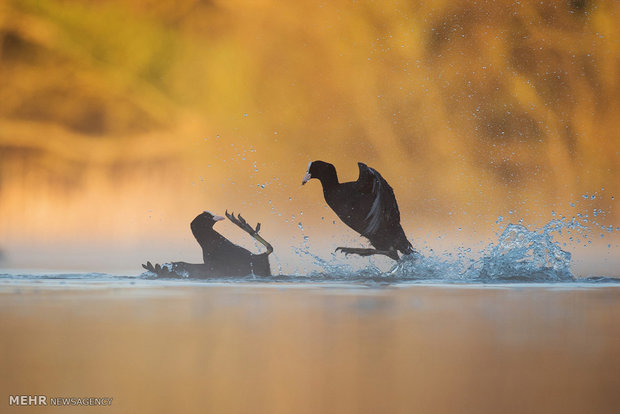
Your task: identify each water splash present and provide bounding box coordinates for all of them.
[136,199,616,282]
[302,219,584,282]
[465,222,574,282]
[292,247,385,281]
[386,251,464,281]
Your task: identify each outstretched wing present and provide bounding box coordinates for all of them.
[357,163,401,237]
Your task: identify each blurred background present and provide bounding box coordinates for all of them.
[0,0,618,274]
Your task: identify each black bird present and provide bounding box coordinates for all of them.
[302,160,414,261]
[142,211,273,278]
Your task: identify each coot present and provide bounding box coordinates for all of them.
[142,211,272,277]
[302,161,414,261]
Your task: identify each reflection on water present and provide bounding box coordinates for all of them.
[1,281,619,414]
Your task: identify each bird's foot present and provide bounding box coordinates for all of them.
[225,211,273,254]
[225,211,260,235]
[336,247,374,257]
[142,261,177,278]
[335,247,397,259]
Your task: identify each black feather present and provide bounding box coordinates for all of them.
[305,160,414,259]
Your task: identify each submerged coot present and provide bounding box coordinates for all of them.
[142,211,272,277]
[302,160,414,261]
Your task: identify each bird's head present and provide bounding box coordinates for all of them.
[302,160,336,185]
[191,211,225,237]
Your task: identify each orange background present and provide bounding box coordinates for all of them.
[0,0,618,273]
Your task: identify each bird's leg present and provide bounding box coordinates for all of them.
[335,247,399,261]
[226,211,273,254]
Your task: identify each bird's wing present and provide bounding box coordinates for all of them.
[357,163,400,237]
[216,232,250,255]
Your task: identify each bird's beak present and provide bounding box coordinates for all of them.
[302,172,311,186]
[213,215,225,222]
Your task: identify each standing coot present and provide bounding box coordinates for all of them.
[302,160,414,261]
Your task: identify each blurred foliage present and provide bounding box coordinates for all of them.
[0,0,618,261]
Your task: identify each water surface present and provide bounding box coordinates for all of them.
[1,272,619,414]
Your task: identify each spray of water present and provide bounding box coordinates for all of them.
[305,218,592,282]
[464,221,575,282]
